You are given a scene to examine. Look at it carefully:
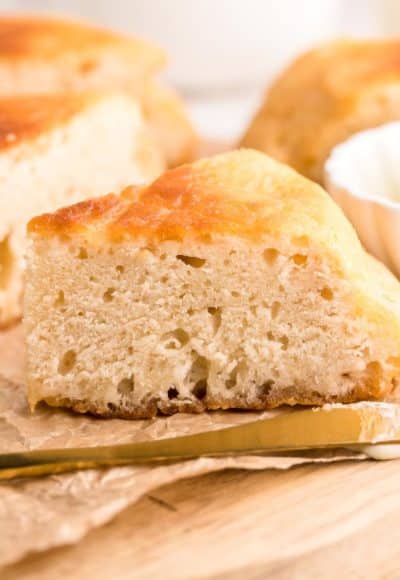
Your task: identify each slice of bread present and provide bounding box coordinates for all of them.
[25,149,400,418]
[0,91,164,326]
[240,40,400,183]
[0,14,197,167]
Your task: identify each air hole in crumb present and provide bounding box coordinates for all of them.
[267,331,274,341]
[0,235,13,289]
[341,372,351,379]
[225,364,239,389]
[226,362,244,390]
[231,290,240,298]
[103,287,115,302]
[291,254,308,266]
[208,307,222,334]
[89,276,97,283]
[263,248,279,266]
[259,380,275,396]
[78,247,88,259]
[186,354,209,389]
[192,379,207,400]
[271,301,281,320]
[78,311,84,317]
[250,305,257,316]
[176,255,206,268]
[320,287,334,300]
[160,253,167,261]
[116,265,124,274]
[54,290,65,306]
[160,275,169,283]
[279,335,289,350]
[117,375,135,396]
[162,328,190,349]
[168,387,179,399]
[58,350,76,375]
[128,347,133,355]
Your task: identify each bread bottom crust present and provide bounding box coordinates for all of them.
[40,383,383,420]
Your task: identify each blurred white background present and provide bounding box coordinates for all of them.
[3,0,400,140]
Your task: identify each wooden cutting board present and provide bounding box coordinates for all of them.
[1,325,400,579]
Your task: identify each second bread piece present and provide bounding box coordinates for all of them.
[0,14,197,167]
[0,91,164,326]
[25,150,400,418]
[241,40,400,183]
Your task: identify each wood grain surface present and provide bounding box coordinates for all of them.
[2,458,400,579]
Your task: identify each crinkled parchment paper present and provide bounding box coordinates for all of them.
[0,326,365,568]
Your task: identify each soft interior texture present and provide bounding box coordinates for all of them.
[0,95,163,326]
[25,236,399,418]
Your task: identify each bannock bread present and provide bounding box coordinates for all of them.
[25,149,400,418]
[0,14,196,167]
[241,40,400,183]
[0,91,164,327]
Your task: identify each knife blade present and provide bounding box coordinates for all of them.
[1,404,399,480]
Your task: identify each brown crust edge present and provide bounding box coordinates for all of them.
[38,382,385,420]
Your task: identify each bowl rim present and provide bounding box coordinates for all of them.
[324,121,400,212]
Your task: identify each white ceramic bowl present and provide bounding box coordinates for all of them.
[325,122,400,278]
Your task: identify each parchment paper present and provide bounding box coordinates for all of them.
[0,326,366,568]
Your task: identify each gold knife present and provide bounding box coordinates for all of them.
[1,404,399,480]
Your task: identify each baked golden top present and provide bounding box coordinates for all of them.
[28,149,351,240]
[291,40,400,95]
[0,92,117,151]
[0,14,165,72]
[241,40,400,182]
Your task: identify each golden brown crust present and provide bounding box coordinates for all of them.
[39,381,387,419]
[0,92,109,151]
[0,14,165,72]
[28,149,357,246]
[241,40,400,183]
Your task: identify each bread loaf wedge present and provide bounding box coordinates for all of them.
[25,149,400,418]
[241,40,400,183]
[0,91,164,326]
[0,14,196,167]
